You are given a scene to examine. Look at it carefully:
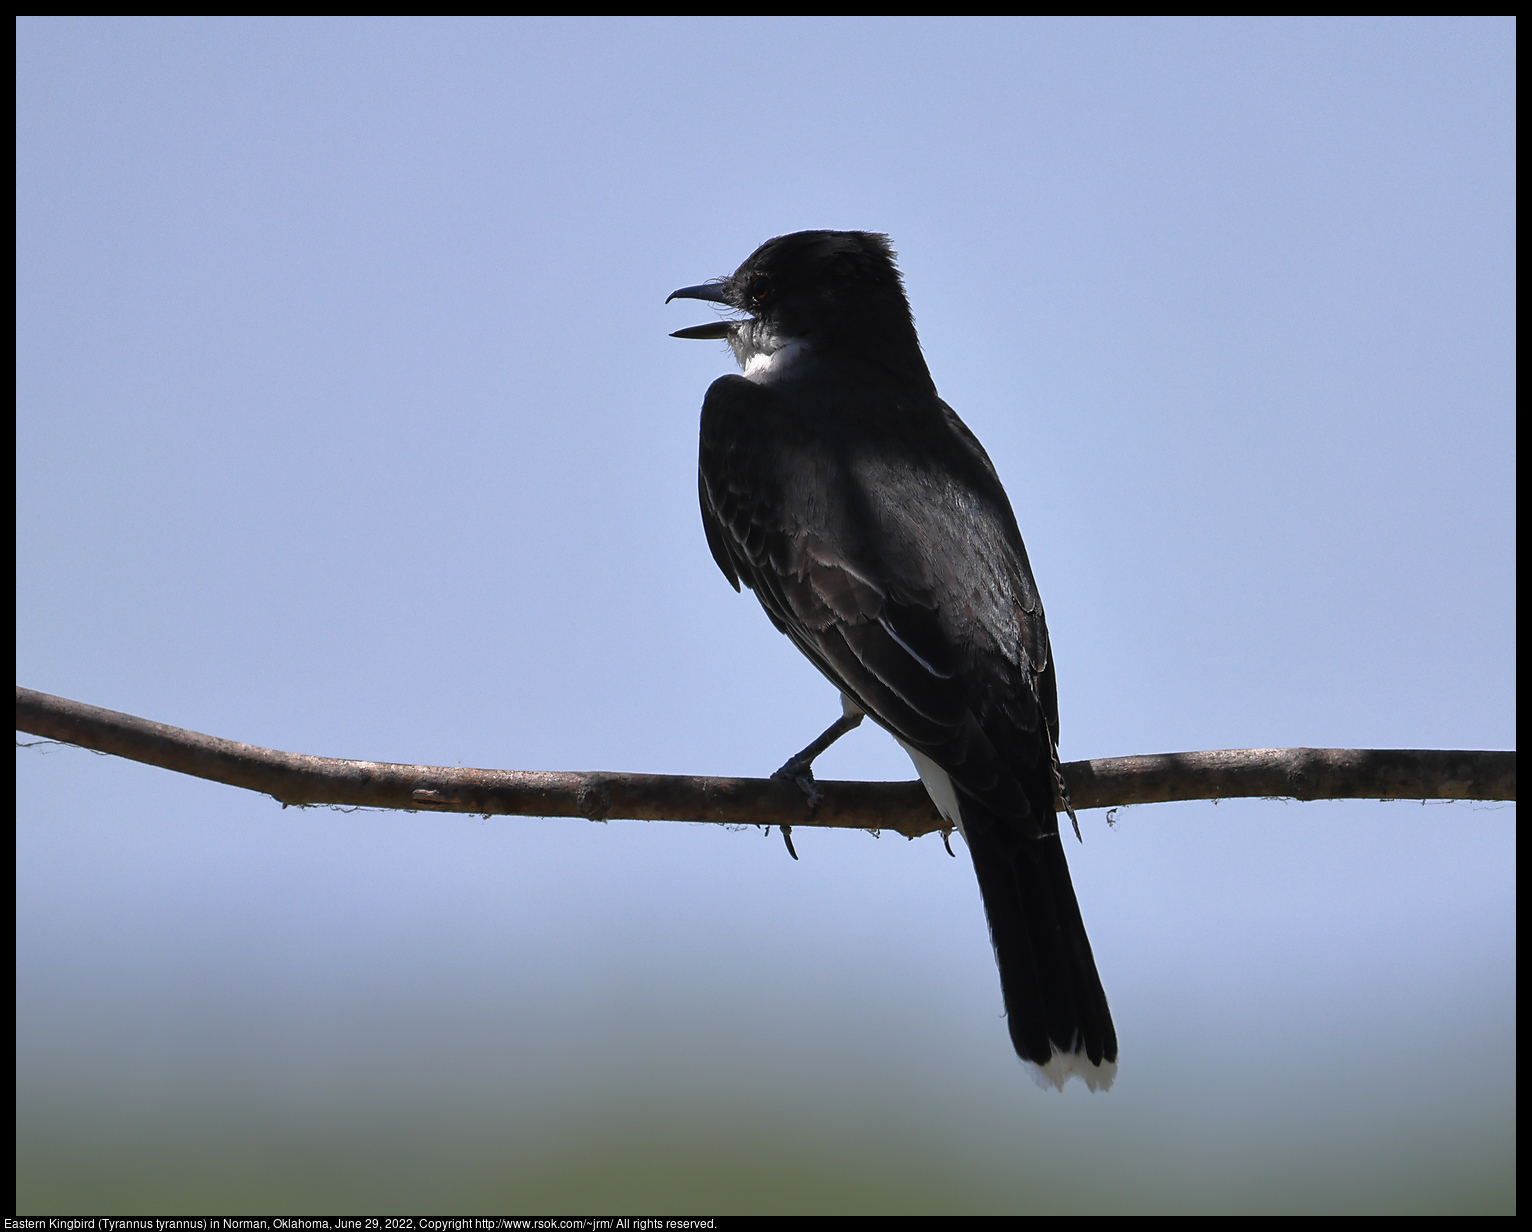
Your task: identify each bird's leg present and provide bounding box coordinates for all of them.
[771,696,865,817]
[773,711,865,790]
[1050,740,1081,842]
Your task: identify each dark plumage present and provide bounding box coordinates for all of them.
[669,231,1116,1089]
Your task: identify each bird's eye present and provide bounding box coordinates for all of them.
[746,274,774,305]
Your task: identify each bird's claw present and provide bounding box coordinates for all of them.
[771,760,823,861]
[772,759,824,819]
[778,823,799,860]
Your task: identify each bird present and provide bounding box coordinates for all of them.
[668,230,1116,1091]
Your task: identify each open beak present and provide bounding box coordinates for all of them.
[667,281,738,339]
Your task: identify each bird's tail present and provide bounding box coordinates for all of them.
[958,792,1118,1091]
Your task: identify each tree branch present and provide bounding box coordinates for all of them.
[16,686,1514,838]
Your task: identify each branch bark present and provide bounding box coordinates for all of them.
[16,686,1515,838]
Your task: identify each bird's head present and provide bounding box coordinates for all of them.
[668,230,932,390]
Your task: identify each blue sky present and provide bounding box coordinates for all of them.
[16,17,1514,1212]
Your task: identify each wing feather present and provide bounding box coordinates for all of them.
[698,371,1052,832]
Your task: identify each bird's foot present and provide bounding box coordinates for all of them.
[767,707,865,860]
[771,756,824,860]
[772,756,825,817]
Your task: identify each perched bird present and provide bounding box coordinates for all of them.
[668,231,1116,1090]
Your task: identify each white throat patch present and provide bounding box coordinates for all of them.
[742,338,809,384]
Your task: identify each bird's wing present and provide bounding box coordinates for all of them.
[697,373,1055,834]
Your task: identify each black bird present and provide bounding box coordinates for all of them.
[669,231,1116,1090]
